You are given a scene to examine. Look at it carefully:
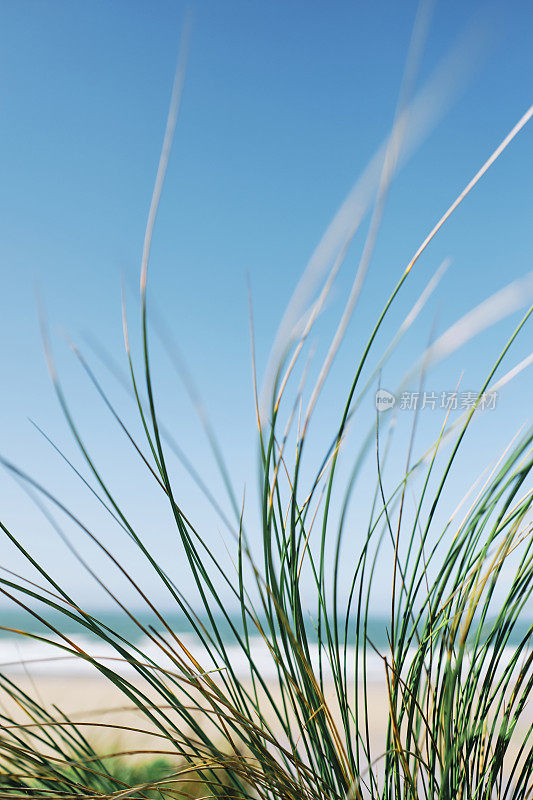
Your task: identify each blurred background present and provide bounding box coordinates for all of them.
[0,0,532,615]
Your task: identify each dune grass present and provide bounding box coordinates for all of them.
[0,43,532,800]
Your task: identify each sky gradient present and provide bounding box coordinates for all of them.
[1,0,532,610]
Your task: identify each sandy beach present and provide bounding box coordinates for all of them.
[2,674,391,762]
[2,673,531,779]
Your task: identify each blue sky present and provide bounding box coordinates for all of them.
[0,0,532,611]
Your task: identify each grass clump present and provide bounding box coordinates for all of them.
[0,42,532,800]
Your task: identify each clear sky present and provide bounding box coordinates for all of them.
[0,0,532,612]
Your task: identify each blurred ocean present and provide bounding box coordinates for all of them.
[0,608,530,680]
